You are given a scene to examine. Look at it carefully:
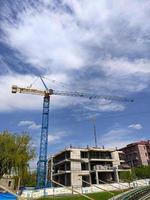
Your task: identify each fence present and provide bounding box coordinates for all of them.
[20,179,150,199]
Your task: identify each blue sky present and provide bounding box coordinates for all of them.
[0,0,150,169]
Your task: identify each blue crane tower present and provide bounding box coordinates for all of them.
[12,78,133,188]
[37,93,50,187]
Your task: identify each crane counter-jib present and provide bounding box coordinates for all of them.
[12,85,50,96]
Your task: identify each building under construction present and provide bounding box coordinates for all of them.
[48,146,130,187]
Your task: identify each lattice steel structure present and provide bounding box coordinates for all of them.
[37,95,50,187]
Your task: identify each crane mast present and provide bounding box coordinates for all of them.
[12,85,51,187]
[37,94,50,188]
[12,83,133,188]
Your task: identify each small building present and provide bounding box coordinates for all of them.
[120,140,150,167]
[48,146,130,187]
[0,174,15,191]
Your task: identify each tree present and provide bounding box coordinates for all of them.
[134,166,150,179]
[120,166,150,183]
[13,171,36,188]
[22,171,36,187]
[119,170,135,183]
[0,130,35,182]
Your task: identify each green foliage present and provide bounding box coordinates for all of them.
[22,171,37,187]
[0,130,35,183]
[13,171,36,188]
[134,166,150,179]
[120,166,150,182]
[119,170,134,182]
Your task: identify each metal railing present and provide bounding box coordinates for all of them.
[78,177,115,200]
[107,179,130,189]
[98,178,124,192]
[93,165,114,170]
[51,179,95,200]
[113,186,150,200]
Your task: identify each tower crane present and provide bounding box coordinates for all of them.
[11,78,133,188]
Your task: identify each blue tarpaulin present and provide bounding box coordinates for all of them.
[0,193,17,200]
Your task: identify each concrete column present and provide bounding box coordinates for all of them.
[71,150,82,187]
[96,171,99,184]
[114,167,119,183]
[65,174,67,186]
[50,157,53,187]
[88,152,92,185]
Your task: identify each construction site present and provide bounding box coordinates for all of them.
[0,1,150,199]
[48,146,130,188]
[11,78,134,189]
[0,74,148,200]
[7,78,149,200]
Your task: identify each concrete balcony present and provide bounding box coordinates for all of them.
[53,170,71,176]
[89,158,114,162]
[93,165,114,171]
[53,159,70,166]
[92,165,130,172]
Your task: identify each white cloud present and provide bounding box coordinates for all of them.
[2,3,84,71]
[0,0,150,112]
[101,57,150,75]
[29,158,38,171]
[128,123,143,130]
[0,72,128,113]
[48,135,60,144]
[0,73,41,112]
[100,128,140,148]
[82,101,125,114]
[48,131,67,144]
[18,120,41,130]
[18,121,33,126]
[1,0,150,75]
[76,98,127,120]
[0,72,74,112]
[0,55,11,74]
[95,102,125,112]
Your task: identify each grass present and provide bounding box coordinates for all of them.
[38,191,122,200]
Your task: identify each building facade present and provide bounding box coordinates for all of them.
[0,174,15,191]
[48,147,130,187]
[120,140,150,167]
